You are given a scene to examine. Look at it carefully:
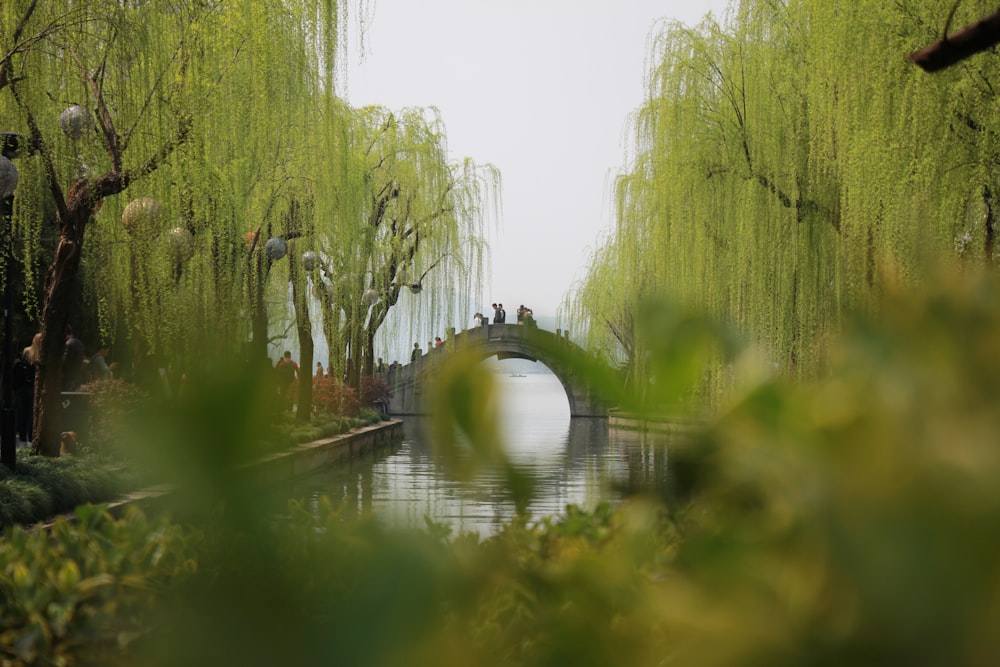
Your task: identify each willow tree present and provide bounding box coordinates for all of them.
[566,0,1000,411]
[1,0,346,454]
[311,105,496,388]
[88,0,343,371]
[270,196,318,422]
[564,165,659,375]
[182,3,339,362]
[1,0,207,455]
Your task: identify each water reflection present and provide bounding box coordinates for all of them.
[294,373,676,537]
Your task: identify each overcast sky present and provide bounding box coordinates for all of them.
[343,0,731,319]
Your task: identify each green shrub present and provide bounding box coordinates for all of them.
[273,413,378,449]
[75,378,150,459]
[0,505,198,665]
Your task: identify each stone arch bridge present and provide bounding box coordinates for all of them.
[381,324,611,417]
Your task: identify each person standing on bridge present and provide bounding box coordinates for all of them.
[498,304,506,323]
[492,303,501,324]
[411,342,422,362]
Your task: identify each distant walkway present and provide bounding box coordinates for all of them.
[381,323,610,417]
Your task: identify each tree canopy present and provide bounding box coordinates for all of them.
[564,0,1000,411]
[308,104,497,384]
[1,0,494,452]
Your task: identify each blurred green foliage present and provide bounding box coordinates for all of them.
[660,267,1000,667]
[0,505,197,664]
[3,267,1000,665]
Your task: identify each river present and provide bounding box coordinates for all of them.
[293,369,672,537]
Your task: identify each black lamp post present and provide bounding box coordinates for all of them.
[0,132,22,472]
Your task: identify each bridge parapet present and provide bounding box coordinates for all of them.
[381,323,610,417]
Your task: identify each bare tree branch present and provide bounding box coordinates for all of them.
[911,9,1000,72]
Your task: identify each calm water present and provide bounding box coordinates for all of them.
[294,372,673,536]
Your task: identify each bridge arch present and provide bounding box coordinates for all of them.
[383,324,610,417]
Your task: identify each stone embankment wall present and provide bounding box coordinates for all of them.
[46,420,404,525]
[608,410,704,435]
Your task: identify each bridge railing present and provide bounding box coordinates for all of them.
[376,322,605,416]
[379,323,574,383]
[376,323,571,391]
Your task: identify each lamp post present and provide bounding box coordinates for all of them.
[1,133,23,472]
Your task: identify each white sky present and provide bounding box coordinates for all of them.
[343,0,730,319]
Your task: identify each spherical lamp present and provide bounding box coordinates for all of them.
[59,105,91,140]
[122,197,163,237]
[0,156,17,199]
[301,250,318,271]
[265,236,287,260]
[166,226,195,262]
[363,287,379,305]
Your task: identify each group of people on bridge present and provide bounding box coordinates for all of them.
[472,302,536,328]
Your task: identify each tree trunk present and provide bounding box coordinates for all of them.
[359,290,398,383]
[362,327,375,379]
[33,190,91,456]
[345,306,363,390]
[316,280,344,381]
[17,103,188,456]
[249,241,269,362]
[985,185,996,263]
[288,243,313,422]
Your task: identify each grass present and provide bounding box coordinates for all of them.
[0,451,131,527]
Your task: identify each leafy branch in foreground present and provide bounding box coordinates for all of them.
[4,265,1000,666]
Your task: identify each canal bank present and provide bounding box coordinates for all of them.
[608,409,705,435]
[37,403,693,534]
[40,419,404,527]
[237,419,403,487]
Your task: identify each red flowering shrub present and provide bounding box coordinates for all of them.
[360,375,390,409]
[312,376,360,417]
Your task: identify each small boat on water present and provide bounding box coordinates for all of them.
[509,373,527,378]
